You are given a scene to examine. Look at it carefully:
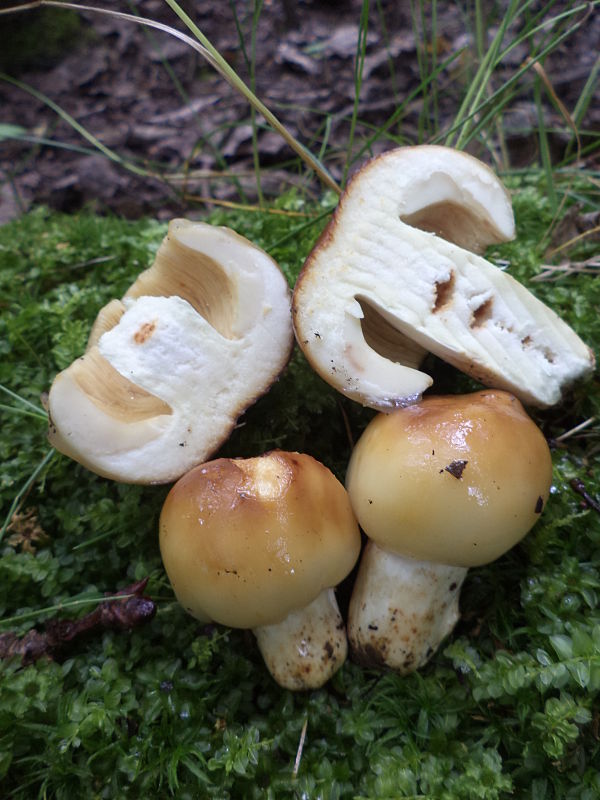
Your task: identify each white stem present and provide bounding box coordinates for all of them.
[253,588,347,690]
[347,541,467,674]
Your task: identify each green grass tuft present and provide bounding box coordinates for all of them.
[0,7,82,74]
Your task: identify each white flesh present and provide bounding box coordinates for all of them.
[48,220,293,483]
[294,145,594,408]
[253,588,347,690]
[347,541,467,674]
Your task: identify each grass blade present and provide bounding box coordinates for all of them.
[0,131,101,157]
[0,590,145,627]
[354,46,465,163]
[449,0,523,150]
[0,72,152,178]
[0,404,48,421]
[534,73,558,212]
[437,3,590,151]
[160,0,340,194]
[250,0,266,205]
[343,0,370,187]
[572,54,600,130]
[0,448,55,544]
[0,384,47,418]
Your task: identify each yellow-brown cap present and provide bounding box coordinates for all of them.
[159,451,361,629]
[346,390,553,567]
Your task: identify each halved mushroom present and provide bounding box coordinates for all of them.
[159,451,362,690]
[293,145,594,409]
[345,389,553,674]
[47,220,294,483]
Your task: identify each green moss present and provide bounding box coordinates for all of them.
[0,184,598,797]
[0,9,83,74]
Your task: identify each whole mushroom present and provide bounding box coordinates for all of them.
[345,389,553,674]
[159,450,361,690]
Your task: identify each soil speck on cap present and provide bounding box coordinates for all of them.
[444,460,468,479]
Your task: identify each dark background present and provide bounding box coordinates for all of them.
[1,0,599,223]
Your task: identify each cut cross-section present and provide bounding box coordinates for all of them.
[292,145,594,408]
[48,220,294,483]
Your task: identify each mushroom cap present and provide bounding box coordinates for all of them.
[159,451,361,629]
[345,390,553,567]
[293,145,594,409]
[47,220,294,484]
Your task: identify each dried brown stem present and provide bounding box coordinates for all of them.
[0,579,156,664]
[570,478,600,515]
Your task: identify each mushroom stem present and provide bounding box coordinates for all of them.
[347,541,467,674]
[253,588,347,691]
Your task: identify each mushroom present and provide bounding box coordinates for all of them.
[159,450,361,690]
[345,389,553,674]
[293,145,594,409]
[47,220,294,483]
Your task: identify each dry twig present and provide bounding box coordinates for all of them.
[0,579,156,664]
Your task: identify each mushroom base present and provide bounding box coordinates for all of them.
[253,588,347,691]
[347,541,467,674]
